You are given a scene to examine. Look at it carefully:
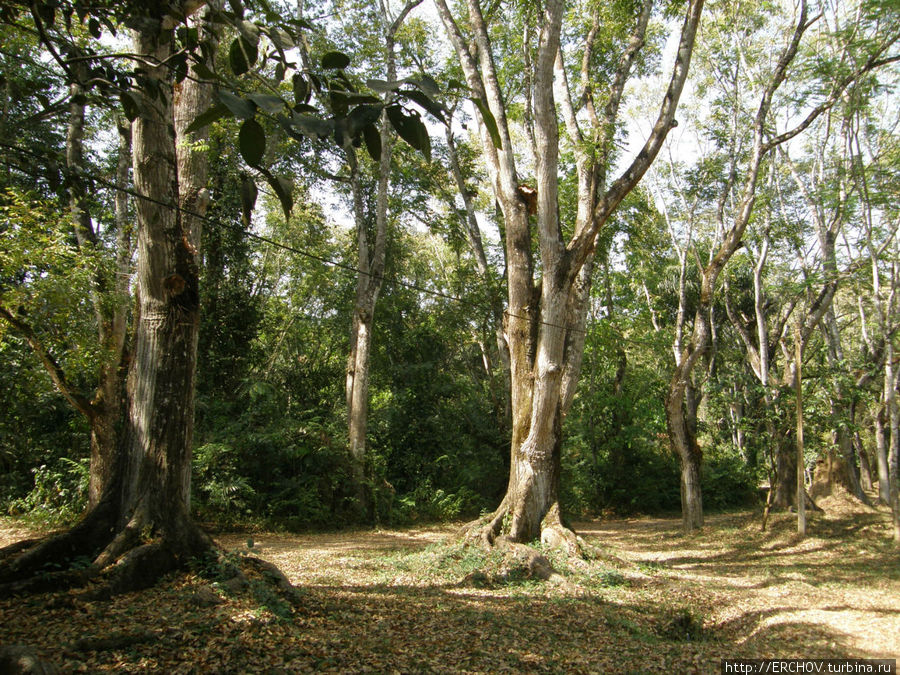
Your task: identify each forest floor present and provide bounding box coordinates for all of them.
[1,496,898,673]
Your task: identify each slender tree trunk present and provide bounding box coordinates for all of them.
[666,381,703,532]
[343,2,421,516]
[347,306,374,497]
[874,407,891,505]
[65,73,131,506]
[795,322,806,536]
[853,400,874,492]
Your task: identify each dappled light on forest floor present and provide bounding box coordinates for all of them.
[1,508,897,673]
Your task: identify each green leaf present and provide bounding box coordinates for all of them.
[240,174,258,227]
[229,36,257,76]
[367,78,403,94]
[184,103,229,134]
[292,74,309,105]
[321,51,351,70]
[192,62,216,80]
[363,123,381,163]
[238,19,260,45]
[218,91,255,119]
[120,91,142,122]
[266,172,294,220]
[171,52,189,83]
[290,113,333,139]
[239,119,266,167]
[400,89,445,122]
[406,73,440,97]
[329,89,348,117]
[386,105,430,162]
[267,26,295,50]
[345,93,381,105]
[346,104,383,135]
[247,93,284,115]
[471,97,502,149]
[229,37,248,76]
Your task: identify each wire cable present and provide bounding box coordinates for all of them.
[0,139,642,339]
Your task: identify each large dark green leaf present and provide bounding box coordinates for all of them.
[248,94,284,115]
[218,91,255,119]
[240,174,258,227]
[238,19,260,45]
[267,26,295,50]
[321,51,351,70]
[192,62,217,80]
[386,105,430,162]
[239,119,266,167]
[363,123,381,163]
[184,102,229,134]
[120,91,142,122]
[471,97,502,149]
[366,78,403,94]
[229,36,257,76]
[400,89,445,122]
[260,169,293,220]
[347,104,383,135]
[290,113,333,139]
[293,74,309,105]
[406,73,440,97]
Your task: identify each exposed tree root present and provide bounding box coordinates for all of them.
[0,503,116,586]
[0,644,60,674]
[455,499,584,588]
[538,504,581,555]
[0,504,217,601]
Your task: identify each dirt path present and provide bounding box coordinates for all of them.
[1,505,897,673]
[579,510,900,659]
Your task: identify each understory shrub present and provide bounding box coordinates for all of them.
[7,456,89,526]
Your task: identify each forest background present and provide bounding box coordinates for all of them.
[0,0,898,545]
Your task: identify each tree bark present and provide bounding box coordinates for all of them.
[437,0,703,550]
[64,75,131,506]
[0,4,218,596]
[875,408,891,505]
[343,1,420,515]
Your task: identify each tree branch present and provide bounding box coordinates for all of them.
[569,0,704,267]
[0,305,95,420]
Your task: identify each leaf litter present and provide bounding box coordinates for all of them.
[1,501,897,673]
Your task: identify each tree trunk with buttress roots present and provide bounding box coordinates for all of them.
[0,5,218,597]
[436,0,704,551]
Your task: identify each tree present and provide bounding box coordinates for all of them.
[661,0,898,530]
[341,0,423,515]
[434,0,704,547]
[0,17,131,506]
[0,0,222,594]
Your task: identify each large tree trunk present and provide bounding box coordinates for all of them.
[436,0,703,552]
[94,13,211,570]
[0,5,216,597]
[772,436,798,509]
